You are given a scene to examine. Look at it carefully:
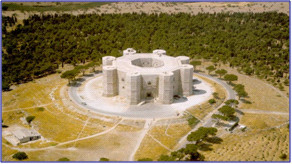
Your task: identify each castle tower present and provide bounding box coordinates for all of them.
[176,56,190,64]
[123,48,136,56]
[180,64,194,97]
[159,72,174,104]
[102,66,118,97]
[126,72,141,105]
[102,56,116,66]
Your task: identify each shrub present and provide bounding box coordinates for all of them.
[26,116,35,124]
[2,6,8,11]
[2,80,11,91]
[280,153,287,160]
[100,157,109,161]
[36,107,45,111]
[58,157,70,161]
[138,158,153,161]
[56,70,62,74]
[208,99,216,104]
[187,116,199,127]
[12,152,28,160]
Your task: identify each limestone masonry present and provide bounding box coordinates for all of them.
[102,48,194,105]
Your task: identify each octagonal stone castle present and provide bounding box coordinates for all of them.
[102,48,194,105]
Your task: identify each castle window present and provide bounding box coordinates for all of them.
[147,81,152,85]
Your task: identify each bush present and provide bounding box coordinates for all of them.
[100,157,109,161]
[2,6,8,11]
[56,70,62,74]
[36,107,45,111]
[58,157,70,161]
[2,80,11,91]
[208,99,216,104]
[212,92,219,99]
[2,124,9,128]
[12,152,28,160]
[26,116,35,124]
[279,153,287,160]
[187,116,199,127]
[138,158,153,161]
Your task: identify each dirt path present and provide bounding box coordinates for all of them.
[240,109,289,115]
[147,133,173,152]
[128,119,154,161]
[73,116,90,147]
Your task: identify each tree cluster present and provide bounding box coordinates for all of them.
[233,84,248,100]
[2,12,289,90]
[60,61,100,84]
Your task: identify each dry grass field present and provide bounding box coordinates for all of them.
[134,133,169,160]
[203,126,289,161]
[1,70,145,161]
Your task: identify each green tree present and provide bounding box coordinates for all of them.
[234,84,248,100]
[224,99,239,108]
[212,92,219,99]
[218,105,235,120]
[190,61,201,70]
[12,152,28,160]
[212,114,228,121]
[87,61,98,72]
[284,79,289,86]
[187,127,217,143]
[61,69,79,84]
[170,149,185,161]
[58,157,70,161]
[237,89,248,100]
[184,144,198,154]
[279,153,287,160]
[138,158,153,161]
[208,99,216,104]
[187,116,199,127]
[2,80,10,91]
[75,65,88,76]
[215,69,227,78]
[99,157,109,161]
[224,74,238,84]
[26,116,35,124]
[158,154,175,161]
[36,107,45,111]
[206,65,216,74]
